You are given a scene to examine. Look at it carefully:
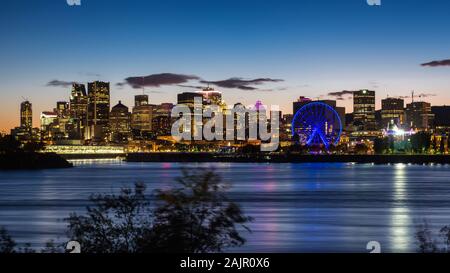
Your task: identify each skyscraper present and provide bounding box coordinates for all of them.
[56,101,70,118]
[353,90,376,131]
[110,101,131,143]
[70,83,88,139]
[406,101,434,131]
[134,95,149,107]
[20,100,32,130]
[177,92,204,107]
[131,94,153,138]
[86,81,110,140]
[381,97,405,129]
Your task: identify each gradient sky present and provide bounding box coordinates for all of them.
[1,0,450,132]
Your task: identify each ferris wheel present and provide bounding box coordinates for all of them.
[292,102,343,149]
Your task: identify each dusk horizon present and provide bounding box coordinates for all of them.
[1,0,450,132]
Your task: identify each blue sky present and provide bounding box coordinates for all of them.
[1,0,450,131]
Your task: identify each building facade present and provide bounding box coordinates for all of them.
[70,83,88,139]
[353,90,377,131]
[406,101,434,131]
[109,101,131,143]
[381,97,405,129]
[86,81,110,141]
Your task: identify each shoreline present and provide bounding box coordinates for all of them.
[125,153,450,164]
[0,152,73,170]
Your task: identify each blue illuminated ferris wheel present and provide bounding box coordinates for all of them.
[292,102,343,149]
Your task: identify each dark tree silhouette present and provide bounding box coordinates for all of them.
[0,227,16,253]
[65,169,252,253]
[147,169,252,253]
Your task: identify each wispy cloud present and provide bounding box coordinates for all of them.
[326,90,355,100]
[397,93,437,99]
[200,77,283,91]
[118,73,200,89]
[421,59,450,67]
[46,80,79,88]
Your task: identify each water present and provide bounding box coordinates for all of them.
[1,160,450,253]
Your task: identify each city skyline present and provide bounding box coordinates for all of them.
[1,0,450,132]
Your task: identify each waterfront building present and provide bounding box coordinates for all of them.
[406,101,434,131]
[86,81,110,141]
[134,94,149,107]
[131,94,153,139]
[20,100,33,130]
[40,111,58,142]
[109,101,131,143]
[11,100,40,143]
[431,106,450,132]
[177,92,204,107]
[381,97,405,129]
[201,87,222,105]
[70,83,88,139]
[56,101,70,118]
[353,90,377,131]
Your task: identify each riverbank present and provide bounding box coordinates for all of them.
[126,152,450,164]
[0,152,73,170]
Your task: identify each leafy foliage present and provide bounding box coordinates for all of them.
[65,168,252,253]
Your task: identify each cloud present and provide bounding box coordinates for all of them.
[327,90,355,100]
[177,84,205,89]
[79,72,102,78]
[46,80,79,88]
[398,93,437,99]
[200,77,283,90]
[119,73,200,89]
[421,59,450,67]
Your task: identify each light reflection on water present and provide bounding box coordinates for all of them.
[1,160,450,253]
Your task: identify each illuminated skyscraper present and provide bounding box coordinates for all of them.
[131,95,153,138]
[20,100,32,130]
[56,101,70,118]
[70,83,88,139]
[134,95,149,107]
[381,97,405,129]
[406,101,434,131]
[86,81,110,140]
[110,101,131,143]
[353,90,376,131]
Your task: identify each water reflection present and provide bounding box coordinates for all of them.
[1,161,450,252]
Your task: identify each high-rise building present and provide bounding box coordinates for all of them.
[20,100,32,130]
[134,95,149,107]
[40,111,58,142]
[381,97,405,129]
[201,87,222,105]
[432,106,450,128]
[86,81,110,140]
[131,95,153,138]
[109,101,131,143]
[406,101,434,131]
[353,90,376,131]
[12,100,39,143]
[70,83,88,139]
[56,101,70,118]
[177,92,204,107]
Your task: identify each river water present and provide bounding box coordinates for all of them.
[1,160,450,253]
